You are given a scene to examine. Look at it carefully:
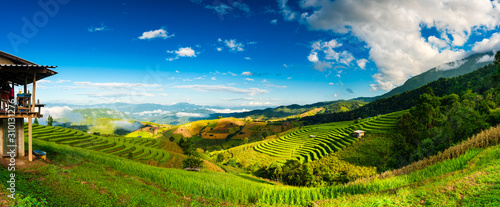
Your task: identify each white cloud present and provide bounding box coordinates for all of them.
[244,57,252,60]
[244,101,274,106]
[265,84,287,89]
[88,24,109,32]
[356,59,368,69]
[73,82,161,90]
[329,82,334,85]
[211,77,217,80]
[176,112,208,118]
[298,0,500,90]
[245,78,254,81]
[283,64,288,68]
[227,71,238,76]
[205,3,232,15]
[134,109,171,116]
[270,19,278,24]
[138,28,174,40]
[436,59,467,71]
[224,39,245,52]
[79,92,155,97]
[217,47,223,51]
[287,77,292,80]
[261,79,269,83]
[241,71,253,76]
[278,0,296,21]
[176,47,196,57]
[476,54,495,63]
[472,33,500,53]
[172,85,268,96]
[233,2,250,14]
[167,47,197,61]
[43,106,72,119]
[307,39,354,71]
[207,108,250,113]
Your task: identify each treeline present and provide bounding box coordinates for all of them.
[389,86,500,167]
[213,100,366,120]
[302,62,498,124]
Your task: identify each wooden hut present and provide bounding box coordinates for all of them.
[353,130,365,138]
[0,50,57,161]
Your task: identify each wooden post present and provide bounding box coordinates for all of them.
[32,73,36,112]
[28,116,32,161]
[24,73,27,94]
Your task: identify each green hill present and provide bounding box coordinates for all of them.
[356,52,494,102]
[1,121,499,206]
[303,61,498,124]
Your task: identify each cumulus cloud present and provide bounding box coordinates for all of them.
[356,59,368,69]
[224,39,244,52]
[166,47,197,61]
[307,39,355,71]
[245,78,254,81]
[476,54,495,63]
[173,84,268,96]
[270,19,278,24]
[241,71,253,76]
[472,32,500,53]
[296,0,500,90]
[138,28,174,40]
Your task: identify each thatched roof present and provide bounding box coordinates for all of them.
[0,50,57,85]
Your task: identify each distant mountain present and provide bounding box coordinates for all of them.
[303,61,498,124]
[355,52,495,102]
[215,100,367,120]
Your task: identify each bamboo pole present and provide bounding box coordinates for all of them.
[28,116,32,161]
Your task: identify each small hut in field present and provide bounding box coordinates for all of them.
[0,50,58,161]
[353,130,365,138]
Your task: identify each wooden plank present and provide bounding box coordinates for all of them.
[28,117,32,161]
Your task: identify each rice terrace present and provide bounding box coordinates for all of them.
[2,0,500,206]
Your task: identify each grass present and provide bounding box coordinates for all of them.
[26,124,185,169]
[253,111,404,162]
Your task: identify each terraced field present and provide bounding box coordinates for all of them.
[254,111,406,162]
[25,125,172,163]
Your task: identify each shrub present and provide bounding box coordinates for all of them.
[182,156,203,169]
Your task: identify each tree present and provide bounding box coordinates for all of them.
[169,136,175,142]
[218,116,222,119]
[34,118,39,125]
[182,156,203,169]
[244,137,249,144]
[262,132,268,140]
[495,51,500,65]
[47,115,53,126]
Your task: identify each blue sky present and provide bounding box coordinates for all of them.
[1,0,500,109]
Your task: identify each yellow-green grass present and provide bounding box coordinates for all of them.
[253,111,404,162]
[25,125,175,168]
[14,128,500,206]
